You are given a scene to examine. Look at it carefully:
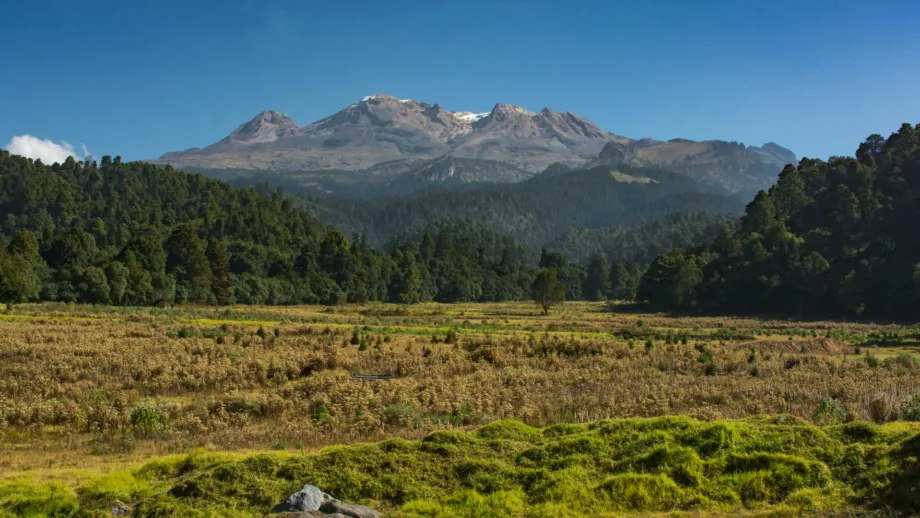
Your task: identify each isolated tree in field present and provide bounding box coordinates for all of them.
[531,269,565,315]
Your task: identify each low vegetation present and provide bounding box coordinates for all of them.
[2,301,920,515]
[2,416,919,516]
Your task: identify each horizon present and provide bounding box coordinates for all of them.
[3,0,920,165]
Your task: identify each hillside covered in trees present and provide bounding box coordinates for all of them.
[0,151,548,305]
[545,211,737,266]
[640,123,920,319]
[296,164,744,251]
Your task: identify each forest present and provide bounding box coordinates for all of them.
[7,124,917,318]
[299,164,743,251]
[640,123,920,319]
[0,151,727,306]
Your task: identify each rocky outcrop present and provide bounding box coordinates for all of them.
[320,500,381,518]
[595,141,638,167]
[272,485,333,513]
[272,485,381,518]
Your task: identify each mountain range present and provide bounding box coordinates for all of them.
[151,94,796,196]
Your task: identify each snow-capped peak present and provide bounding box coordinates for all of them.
[451,111,489,123]
[355,94,416,104]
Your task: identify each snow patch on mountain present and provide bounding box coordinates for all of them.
[451,111,489,123]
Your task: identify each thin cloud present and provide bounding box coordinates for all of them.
[5,134,88,164]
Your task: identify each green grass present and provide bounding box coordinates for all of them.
[3,416,919,517]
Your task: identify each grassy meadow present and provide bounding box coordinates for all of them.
[2,301,920,516]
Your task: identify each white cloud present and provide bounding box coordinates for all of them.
[5,134,87,164]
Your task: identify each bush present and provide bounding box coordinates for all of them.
[176,328,196,338]
[130,403,167,436]
[812,398,847,426]
[902,393,920,421]
[384,402,425,427]
[894,352,917,370]
[309,402,331,423]
[704,362,719,376]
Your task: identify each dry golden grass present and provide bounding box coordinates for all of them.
[1,301,918,477]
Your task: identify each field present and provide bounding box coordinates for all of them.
[2,301,920,516]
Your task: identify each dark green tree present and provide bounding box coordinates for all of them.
[531,269,566,315]
[165,224,211,303]
[206,237,233,305]
[583,255,611,301]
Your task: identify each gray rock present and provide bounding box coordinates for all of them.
[275,512,348,518]
[272,484,334,513]
[110,504,132,516]
[320,499,381,518]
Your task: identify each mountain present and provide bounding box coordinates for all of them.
[154,94,620,173]
[590,139,798,196]
[151,94,795,194]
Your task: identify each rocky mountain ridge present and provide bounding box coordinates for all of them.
[152,94,795,194]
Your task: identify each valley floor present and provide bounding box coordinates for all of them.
[1,301,919,516]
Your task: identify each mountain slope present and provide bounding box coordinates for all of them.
[545,212,737,266]
[591,139,798,196]
[303,164,745,250]
[155,95,617,172]
[151,94,795,194]
[0,150,543,305]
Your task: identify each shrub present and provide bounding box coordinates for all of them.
[176,328,196,338]
[894,352,917,370]
[902,393,920,421]
[130,403,167,436]
[812,398,847,426]
[384,402,425,427]
[309,402,332,424]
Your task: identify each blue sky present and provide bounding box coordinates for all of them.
[2,0,919,163]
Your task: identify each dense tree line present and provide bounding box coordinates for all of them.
[0,151,607,306]
[301,165,743,250]
[389,218,535,264]
[639,124,920,318]
[546,212,737,266]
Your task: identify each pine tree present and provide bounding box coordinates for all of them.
[583,255,611,301]
[206,237,233,305]
[165,224,211,303]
